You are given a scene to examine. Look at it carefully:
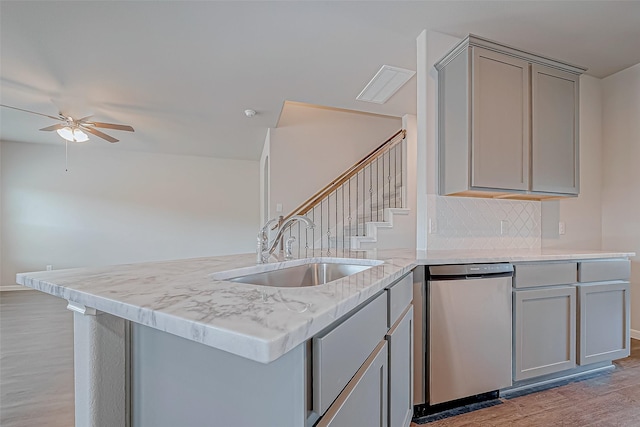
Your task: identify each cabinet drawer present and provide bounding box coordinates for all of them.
[578,259,630,283]
[313,292,387,415]
[387,273,413,328]
[513,262,577,288]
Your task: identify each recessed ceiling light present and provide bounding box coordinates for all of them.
[356,65,416,104]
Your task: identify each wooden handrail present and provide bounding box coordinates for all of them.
[282,129,406,222]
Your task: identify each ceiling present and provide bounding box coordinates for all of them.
[2,1,639,161]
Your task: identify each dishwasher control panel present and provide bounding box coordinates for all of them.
[429,263,514,278]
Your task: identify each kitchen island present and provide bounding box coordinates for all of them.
[16,248,634,427]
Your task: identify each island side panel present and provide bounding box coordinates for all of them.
[131,323,306,427]
[72,307,129,427]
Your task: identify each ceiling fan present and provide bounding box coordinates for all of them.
[0,104,134,143]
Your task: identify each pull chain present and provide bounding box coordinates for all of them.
[65,140,69,172]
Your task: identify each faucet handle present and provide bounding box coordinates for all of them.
[285,236,296,260]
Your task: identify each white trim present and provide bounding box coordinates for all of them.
[631,329,640,340]
[415,30,428,251]
[0,285,29,291]
[67,301,97,316]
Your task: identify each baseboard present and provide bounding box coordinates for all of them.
[0,285,29,292]
[631,329,640,340]
[501,364,614,398]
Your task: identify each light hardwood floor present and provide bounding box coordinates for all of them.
[2,291,639,427]
[0,290,74,427]
[412,339,640,426]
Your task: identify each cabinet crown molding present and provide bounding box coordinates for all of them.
[435,34,587,75]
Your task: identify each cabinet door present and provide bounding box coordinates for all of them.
[313,292,387,414]
[471,47,530,191]
[316,341,388,427]
[577,281,630,365]
[386,306,413,427]
[514,286,576,381]
[531,64,579,194]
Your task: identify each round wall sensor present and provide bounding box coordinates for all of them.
[244,109,256,118]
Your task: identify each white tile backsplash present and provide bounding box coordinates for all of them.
[427,195,541,250]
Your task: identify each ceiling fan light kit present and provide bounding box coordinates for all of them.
[56,127,89,142]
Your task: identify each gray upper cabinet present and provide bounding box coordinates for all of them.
[436,35,586,199]
[472,47,530,191]
[531,65,580,194]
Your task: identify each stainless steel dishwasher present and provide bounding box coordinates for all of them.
[428,263,513,405]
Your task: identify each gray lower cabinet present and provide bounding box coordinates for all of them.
[313,292,387,414]
[386,306,413,427]
[316,341,388,427]
[513,285,577,381]
[577,281,631,365]
[315,272,414,427]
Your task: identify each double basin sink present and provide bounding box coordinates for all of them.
[210,258,383,288]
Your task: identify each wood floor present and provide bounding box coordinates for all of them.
[0,291,75,427]
[411,339,640,426]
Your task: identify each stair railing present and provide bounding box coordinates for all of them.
[277,129,406,257]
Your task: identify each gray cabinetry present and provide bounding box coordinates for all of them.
[514,262,577,288]
[435,34,586,199]
[579,259,631,283]
[577,281,630,365]
[313,292,387,414]
[316,341,388,427]
[472,47,530,191]
[512,258,632,385]
[316,272,414,427]
[386,306,413,427]
[577,259,631,365]
[531,65,580,194]
[513,285,577,381]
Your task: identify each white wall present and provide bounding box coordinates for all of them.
[542,75,604,249]
[1,141,259,289]
[268,102,402,220]
[0,142,3,286]
[601,63,640,332]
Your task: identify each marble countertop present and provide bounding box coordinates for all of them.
[16,248,634,363]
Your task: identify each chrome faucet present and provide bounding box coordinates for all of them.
[257,215,315,264]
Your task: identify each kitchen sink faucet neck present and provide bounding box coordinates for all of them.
[257,215,315,264]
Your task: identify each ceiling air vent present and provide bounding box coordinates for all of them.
[356,65,416,104]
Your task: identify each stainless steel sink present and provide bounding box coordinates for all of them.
[210,259,382,287]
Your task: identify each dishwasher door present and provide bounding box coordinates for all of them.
[429,274,512,405]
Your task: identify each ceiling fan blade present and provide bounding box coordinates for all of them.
[83,126,119,143]
[89,122,135,132]
[77,115,94,123]
[40,123,65,132]
[0,104,63,121]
